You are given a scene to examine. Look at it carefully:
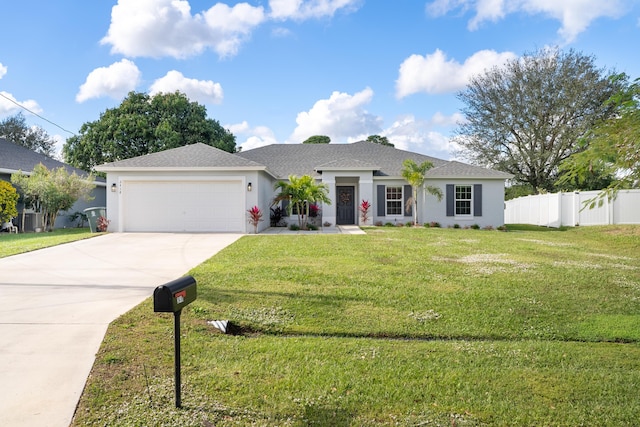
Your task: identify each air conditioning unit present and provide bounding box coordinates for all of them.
[23,213,44,232]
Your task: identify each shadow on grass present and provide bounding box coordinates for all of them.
[506,224,571,232]
[215,323,640,344]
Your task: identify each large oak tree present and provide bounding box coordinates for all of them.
[63,91,236,171]
[455,48,624,193]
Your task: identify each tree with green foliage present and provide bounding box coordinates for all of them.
[0,181,19,224]
[504,183,535,201]
[455,48,623,193]
[366,134,394,147]
[401,159,443,226]
[302,135,331,144]
[0,113,56,157]
[273,175,331,230]
[559,75,640,206]
[63,91,236,172]
[11,164,95,231]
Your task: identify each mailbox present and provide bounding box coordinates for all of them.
[153,275,198,408]
[153,275,197,313]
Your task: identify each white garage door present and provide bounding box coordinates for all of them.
[122,180,244,232]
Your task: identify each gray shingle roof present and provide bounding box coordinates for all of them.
[0,137,100,180]
[237,141,512,179]
[96,143,266,170]
[236,141,444,178]
[92,140,512,180]
[315,158,380,170]
[429,161,513,179]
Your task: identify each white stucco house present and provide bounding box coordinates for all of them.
[95,141,512,233]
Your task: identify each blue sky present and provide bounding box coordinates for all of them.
[1,0,639,161]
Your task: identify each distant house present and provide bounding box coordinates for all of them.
[0,137,106,231]
[96,141,512,233]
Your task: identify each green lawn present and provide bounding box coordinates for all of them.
[0,228,96,257]
[72,226,640,426]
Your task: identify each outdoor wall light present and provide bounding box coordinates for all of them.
[111,183,117,192]
[247,182,252,192]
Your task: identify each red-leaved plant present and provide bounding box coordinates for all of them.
[97,216,110,232]
[309,203,321,218]
[359,199,371,224]
[247,206,264,234]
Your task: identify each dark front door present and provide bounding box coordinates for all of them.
[336,186,355,225]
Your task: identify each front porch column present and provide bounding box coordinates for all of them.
[359,179,374,225]
[324,178,336,226]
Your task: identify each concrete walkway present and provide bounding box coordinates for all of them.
[0,233,242,427]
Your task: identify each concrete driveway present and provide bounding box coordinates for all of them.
[0,232,242,427]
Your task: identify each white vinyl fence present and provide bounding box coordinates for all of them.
[505,189,640,227]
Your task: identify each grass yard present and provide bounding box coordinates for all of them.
[0,228,96,258]
[72,225,640,426]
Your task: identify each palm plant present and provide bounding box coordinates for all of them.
[401,159,443,226]
[273,175,331,230]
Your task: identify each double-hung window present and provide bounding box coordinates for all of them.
[455,185,472,215]
[386,186,403,216]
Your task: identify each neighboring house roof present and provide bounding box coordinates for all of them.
[0,137,104,182]
[237,141,512,180]
[96,143,272,175]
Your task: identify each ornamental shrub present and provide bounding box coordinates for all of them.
[0,181,19,224]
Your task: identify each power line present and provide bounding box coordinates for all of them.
[0,91,76,135]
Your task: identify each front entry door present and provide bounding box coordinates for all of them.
[336,186,355,225]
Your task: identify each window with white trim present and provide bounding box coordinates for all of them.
[455,185,472,215]
[386,186,403,215]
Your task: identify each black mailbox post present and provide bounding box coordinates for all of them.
[153,275,197,408]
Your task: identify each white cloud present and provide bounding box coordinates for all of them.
[0,91,41,117]
[51,134,65,161]
[269,0,362,20]
[382,114,462,159]
[288,87,383,143]
[522,1,627,42]
[0,65,43,117]
[271,27,293,37]
[101,0,265,59]
[76,59,141,103]
[396,49,516,98]
[429,111,467,127]
[229,121,278,151]
[149,71,223,104]
[426,0,628,43]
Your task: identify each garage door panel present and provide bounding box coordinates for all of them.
[122,180,244,232]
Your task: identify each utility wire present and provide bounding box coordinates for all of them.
[0,91,76,135]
